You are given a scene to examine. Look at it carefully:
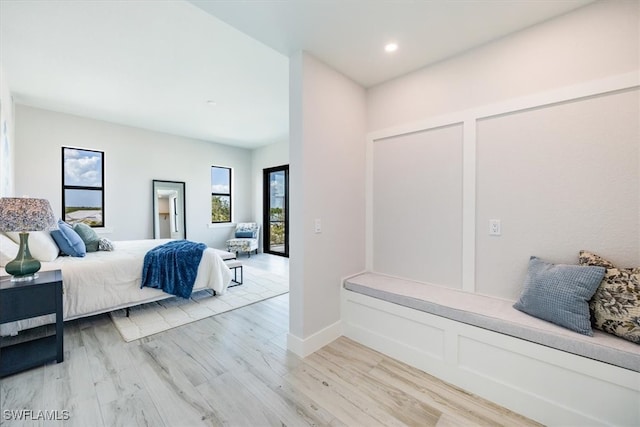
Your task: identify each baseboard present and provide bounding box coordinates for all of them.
[287,319,343,358]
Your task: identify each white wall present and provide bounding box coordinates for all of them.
[368,0,639,130]
[289,52,366,355]
[475,90,639,298]
[14,105,253,246]
[251,138,289,250]
[0,64,15,197]
[373,124,463,288]
[366,0,640,299]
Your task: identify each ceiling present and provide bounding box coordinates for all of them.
[0,0,593,149]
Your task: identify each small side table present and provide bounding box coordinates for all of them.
[0,270,64,377]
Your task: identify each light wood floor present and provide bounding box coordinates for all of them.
[0,254,541,427]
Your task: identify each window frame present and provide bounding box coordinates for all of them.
[62,146,105,227]
[211,165,232,224]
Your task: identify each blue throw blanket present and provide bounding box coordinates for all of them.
[140,240,207,298]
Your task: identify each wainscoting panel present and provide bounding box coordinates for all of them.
[366,71,639,297]
[475,88,640,299]
[457,334,637,425]
[343,291,447,364]
[372,124,464,289]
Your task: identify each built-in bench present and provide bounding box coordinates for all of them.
[342,272,640,426]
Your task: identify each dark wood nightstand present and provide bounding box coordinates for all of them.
[0,270,64,377]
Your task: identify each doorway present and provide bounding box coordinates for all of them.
[263,165,289,257]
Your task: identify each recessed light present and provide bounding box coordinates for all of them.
[384,42,398,53]
[206,100,217,106]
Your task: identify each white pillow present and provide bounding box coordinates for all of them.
[0,233,19,267]
[6,231,60,262]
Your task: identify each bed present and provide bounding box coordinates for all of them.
[0,239,233,335]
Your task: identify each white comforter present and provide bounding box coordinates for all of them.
[1,239,232,334]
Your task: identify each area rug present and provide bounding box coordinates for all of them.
[109,265,288,342]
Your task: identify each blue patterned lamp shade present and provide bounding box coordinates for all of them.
[0,197,56,281]
[0,197,56,232]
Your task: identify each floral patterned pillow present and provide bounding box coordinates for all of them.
[579,250,640,344]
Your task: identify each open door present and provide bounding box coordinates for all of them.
[263,165,289,257]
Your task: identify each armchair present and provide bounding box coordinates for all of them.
[226,222,260,257]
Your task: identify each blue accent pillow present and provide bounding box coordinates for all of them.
[50,220,86,257]
[513,256,605,336]
[235,230,255,238]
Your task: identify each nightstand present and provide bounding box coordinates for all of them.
[0,270,64,377]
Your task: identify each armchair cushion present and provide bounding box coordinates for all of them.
[227,222,260,256]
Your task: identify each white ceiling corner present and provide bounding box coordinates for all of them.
[0,0,594,148]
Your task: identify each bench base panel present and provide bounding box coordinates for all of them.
[342,288,640,426]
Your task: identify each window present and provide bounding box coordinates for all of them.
[211,166,231,223]
[62,147,104,227]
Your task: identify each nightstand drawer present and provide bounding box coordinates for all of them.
[0,283,58,323]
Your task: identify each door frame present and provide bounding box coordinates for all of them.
[263,165,289,257]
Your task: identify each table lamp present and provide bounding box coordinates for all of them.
[0,197,56,281]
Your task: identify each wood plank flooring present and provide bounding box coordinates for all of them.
[0,254,541,426]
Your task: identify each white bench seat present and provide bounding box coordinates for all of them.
[342,272,640,426]
[345,272,639,372]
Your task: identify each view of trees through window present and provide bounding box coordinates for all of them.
[211,166,231,223]
[269,206,285,245]
[264,166,288,256]
[62,147,104,227]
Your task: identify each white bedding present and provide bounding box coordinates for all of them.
[1,239,232,335]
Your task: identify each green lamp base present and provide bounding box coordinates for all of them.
[5,232,41,281]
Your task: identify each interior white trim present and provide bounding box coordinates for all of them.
[368,71,638,142]
[286,319,343,358]
[461,119,476,292]
[365,131,374,271]
[207,222,236,229]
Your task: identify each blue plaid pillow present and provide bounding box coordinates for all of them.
[513,256,605,336]
[50,219,86,257]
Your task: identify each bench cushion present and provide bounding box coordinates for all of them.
[211,248,236,261]
[225,259,242,269]
[344,273,639,372]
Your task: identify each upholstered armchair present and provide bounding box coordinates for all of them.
[226,222,260,257]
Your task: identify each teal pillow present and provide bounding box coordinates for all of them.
[73,223,100,252]
[513,256,605,336]
[51,219,86,257]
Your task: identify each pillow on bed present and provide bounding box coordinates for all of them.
[73,223,100,252]
[579,250,640,344]
[6,230,60,262]
[51,220,86,257]
[98,237,114,251]
[0,233,19,267]
[513,256,605,336]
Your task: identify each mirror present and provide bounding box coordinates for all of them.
[153,180,186,240]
